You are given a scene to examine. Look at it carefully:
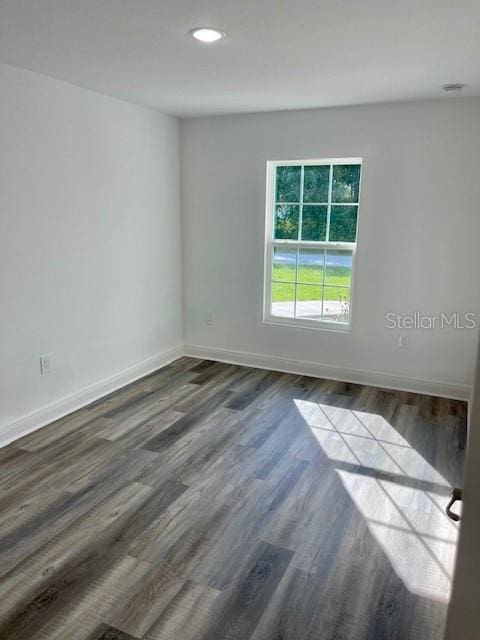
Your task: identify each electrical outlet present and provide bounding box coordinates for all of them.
[40,354,51,375]
[205,312,214,326]
[398,335,407,349]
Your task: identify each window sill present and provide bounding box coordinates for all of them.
[263,315,352,334]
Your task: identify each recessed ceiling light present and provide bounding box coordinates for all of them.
[190,27,225,43]
[442,83,466,93]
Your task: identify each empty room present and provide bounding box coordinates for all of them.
[1,2,480,639]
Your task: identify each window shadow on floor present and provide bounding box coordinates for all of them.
[293,397,463,603]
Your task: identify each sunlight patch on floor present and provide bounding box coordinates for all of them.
[293,399,458,602]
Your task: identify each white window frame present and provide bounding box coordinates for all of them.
[263,157,362,332]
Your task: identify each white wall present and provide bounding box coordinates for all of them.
[2,68,479,444]
[180,98,480,396]
[0,63,182,439]
[446,333,480,640]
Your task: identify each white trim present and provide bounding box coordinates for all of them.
[0,345,183,449]
[298,165,305,242]
[263,160,275,321]
[183,344,471,401]
[273,240,355,250]
[263,314,351,333]
[270,157,362,167]
[1,341,469,450]
[274,202,359,207]
[264,158,361,332]
[325,162,334,244]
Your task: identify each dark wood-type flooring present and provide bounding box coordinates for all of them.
[0,358,467,640]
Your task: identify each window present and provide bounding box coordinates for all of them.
[264,158,362,330]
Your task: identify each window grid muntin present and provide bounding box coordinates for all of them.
[273,164,359,243]
[276,202,317,205]
[271,246,353,324]
[266,158,361,329]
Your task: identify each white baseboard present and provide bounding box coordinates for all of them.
[184,343,471,401]
[0,345,183,449]
[2,341,470,450]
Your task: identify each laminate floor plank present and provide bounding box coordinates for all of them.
[102,562,185,637]
[0,481,187,640]
[0,484,153,625]
[85,624,140,640]
[197,541,294,640]
[143,581,221,640]
[141,389,234,453]
[0,359,466,640]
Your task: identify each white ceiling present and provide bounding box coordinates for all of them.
[0,0,479,117]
